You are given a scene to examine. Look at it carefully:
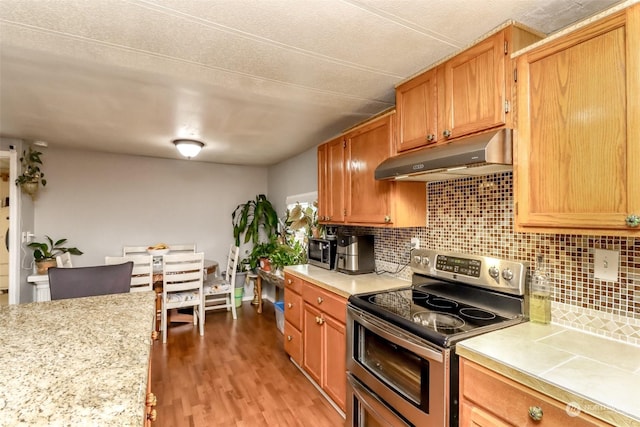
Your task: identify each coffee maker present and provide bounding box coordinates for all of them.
[336,233,375,274]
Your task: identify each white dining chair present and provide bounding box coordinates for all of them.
[203,244,238,319]
[167,244,196,254]
[105,254,154,293]
[122,245,149,256]
[161,252,205,343]
[55,252,73,268]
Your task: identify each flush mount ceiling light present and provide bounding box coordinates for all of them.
[173,139,204,159]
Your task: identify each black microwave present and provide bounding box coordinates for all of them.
[308,238,337,270]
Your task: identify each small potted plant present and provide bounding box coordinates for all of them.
[269,241,307,274]
[248,240,278,272]
[28,236,83,274]
[15,147,47,198]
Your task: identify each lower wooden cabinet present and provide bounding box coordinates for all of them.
[460,358,610,427]
[283,273,347,412]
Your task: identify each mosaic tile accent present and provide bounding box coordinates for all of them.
[341,172,640,343]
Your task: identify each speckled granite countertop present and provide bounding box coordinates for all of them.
[456,322,640,426]
[284,264,410,298]
[0,291,156,426]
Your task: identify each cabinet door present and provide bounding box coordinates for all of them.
[396,68,438,152]
[441,29,506,140]
[302,304,323,385]
[345,114,393,224]
[515,9,640,234]
[317,143,329,222]
[317,137,345,224]
[323,314,346,411]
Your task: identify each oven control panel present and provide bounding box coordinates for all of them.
[411,249,529,296]
[435,255,481,277]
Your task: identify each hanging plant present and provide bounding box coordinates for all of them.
[15,147,47,197]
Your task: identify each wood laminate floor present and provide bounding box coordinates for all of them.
[151,301,345,427]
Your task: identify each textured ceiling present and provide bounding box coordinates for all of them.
[0,0,622,165]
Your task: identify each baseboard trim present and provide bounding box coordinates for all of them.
[289,357,346,419]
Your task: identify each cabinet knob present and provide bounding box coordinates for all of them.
[626,214,640,228]
[317,317,325,325]
[443,129,452,138]
[151,331,158,341]
[426,134,435,142]
[287,335,293,341]
[384,215,391,223]
[287,279,292,284]
[146,392,157,407]
[317,296,323,304]
[287,302,293,308]
[528,406,543,421]
[147,409,157,422]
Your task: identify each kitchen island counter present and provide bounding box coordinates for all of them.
[457,322,640,426]
[284,264,409,298]
[0,291,156,426]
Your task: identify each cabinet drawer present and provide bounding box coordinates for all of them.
[302,282,347,323]
[460,359,609,426]
[284,320,302,366]
[284,273,303,294]
[284,289,303,330]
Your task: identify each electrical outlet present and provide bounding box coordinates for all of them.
[21,231,35,244]
[594,249,619,282]
[410,237,420,249]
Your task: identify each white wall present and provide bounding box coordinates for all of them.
[33,148,268,269]
[267,145,318,214]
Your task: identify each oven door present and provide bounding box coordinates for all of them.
[347,305,452,427]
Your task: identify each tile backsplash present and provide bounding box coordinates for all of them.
[342,172,640,344]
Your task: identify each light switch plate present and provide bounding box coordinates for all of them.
[594,249,619,282]
[411,237,420,249]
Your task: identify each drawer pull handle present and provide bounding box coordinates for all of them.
[528,406,543,421]
[287,335,293,341]
[147,409,157,421]
[287,302,293,309]
[287,279,293,284]
[317,297,323,304]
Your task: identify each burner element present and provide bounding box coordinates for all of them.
[459,307,496,321]
[425,296,458,310]
[412,311,465,331]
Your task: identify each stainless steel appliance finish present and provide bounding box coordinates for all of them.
[336,234,375,274]
[346,249,529,427]
[374,128,512,182]
[307,237,337,270]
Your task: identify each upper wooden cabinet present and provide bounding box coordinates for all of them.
[317,136,345,224]
[396,68,438,152]
[395,24,542,152]
[317,111,427,227]
[515,5,640,235]
[345,112,426,226]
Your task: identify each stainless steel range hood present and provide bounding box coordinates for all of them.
[375,129,513,182]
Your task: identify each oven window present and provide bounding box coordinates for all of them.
[359,328,428,408]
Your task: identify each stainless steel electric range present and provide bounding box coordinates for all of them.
[346,249,529,427]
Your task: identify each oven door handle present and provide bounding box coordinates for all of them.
[350,308,443,363]
[348,373,411,427]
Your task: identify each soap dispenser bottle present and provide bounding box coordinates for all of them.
[530,254,551,324]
